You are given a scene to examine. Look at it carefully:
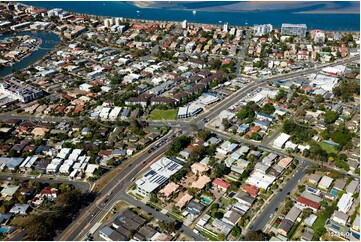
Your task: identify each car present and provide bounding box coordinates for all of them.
[107,192,112,196]
[269,214,273,218]
[275,208,278,211]
[104,199,109,204]
[30,176,35,179]
[91,212,97,217]
[48,178,53,180]
[7,177,11,181]
[131,178,135,182]
[287,192,291,195]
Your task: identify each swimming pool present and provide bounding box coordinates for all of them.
[201,196,213,204]
[331,189,338,195]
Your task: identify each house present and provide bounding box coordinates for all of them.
[304,214,318,227]
[175,192,193,209]
[254,119,271,129]
[217,141,238,155]
[337,193,353,213]
[136,225,157,241]
[242,184,259,198]
[296,196,320,212]
[346,180,359,195]
[237,124,250,134]
[256,112,276,122]
[278,157,293,168]
[333,179,346,191]
[205,137,222,146]
[308,173,321,185]
[254,162,269,174]
[285,206,301,223]
[331,211,349,226]
[186,200,205,215]
[99,226,126,241]
[278,219,294,236]
[213,178,230,191]
[191,175,211,190]
[301,228,314,241]
[234,192,255,207]
[40,187,58,200]
[318,176,333,190]
[223,210,242,226]
[9,204,31,215]
[191,163,209,175]
[159,182,179,200]
[1,185,19,198]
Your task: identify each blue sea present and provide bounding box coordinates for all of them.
[24,1,360,31]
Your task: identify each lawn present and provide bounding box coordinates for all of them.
[148,109,177,120]
[319,142,338,154]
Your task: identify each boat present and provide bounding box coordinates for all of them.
[192,10,197,15]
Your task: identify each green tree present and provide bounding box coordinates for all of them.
[260,103,275,115]
[324,110,339,124]
[231,226,241,237]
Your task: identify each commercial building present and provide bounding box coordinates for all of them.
[0,77,44,103]
[136,157,182,197]
[281,24,307,37]
[176,104,203,119]
[10,22,31,31]
[272,133,290,149]
[253,24,273,36]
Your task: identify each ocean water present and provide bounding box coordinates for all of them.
[25,1,360,31]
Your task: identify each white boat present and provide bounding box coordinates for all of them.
[192,10,197,15]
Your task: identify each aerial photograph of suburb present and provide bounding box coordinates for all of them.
[0,1,359,241]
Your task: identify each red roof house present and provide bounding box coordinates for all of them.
[243,184,259,198]
[213,178,230,190]
[296,196,320,211]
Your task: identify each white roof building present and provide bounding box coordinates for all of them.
[85,164,99,177]
[318,176,333,190]
[108,107,122,121]
[57,148,72,159]
[246,171,276,190]
[68,149,82,161]
[272,133,290,149]
[136,157,182,197]
[337,194,354,213]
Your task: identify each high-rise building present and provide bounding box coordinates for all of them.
[104,19,111,28]
[223,22,229,33]
[115,18,121,26]
[253,24,273,36]
[181,20,187,29]
[281,24,307,37]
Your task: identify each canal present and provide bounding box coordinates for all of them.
[0,31,60,78]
